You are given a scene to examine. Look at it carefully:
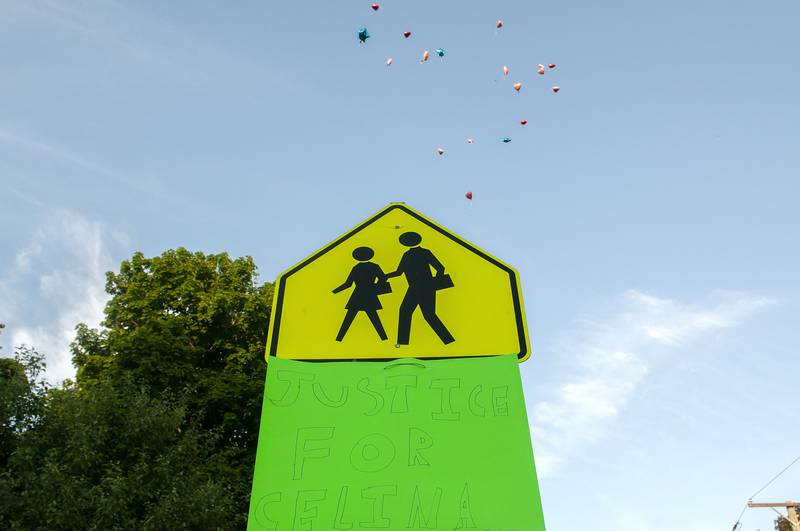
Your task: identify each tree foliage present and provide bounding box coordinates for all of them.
[0,249,273,529]
[73,248,272,451]
[775,510,800,531]
[0,345,47,467]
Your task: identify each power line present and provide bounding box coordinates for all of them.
[750,454,800,500]
[732,505,747,530]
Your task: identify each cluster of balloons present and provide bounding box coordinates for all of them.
[358,6,563,203]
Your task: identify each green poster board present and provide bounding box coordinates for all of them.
[247,355,546,530]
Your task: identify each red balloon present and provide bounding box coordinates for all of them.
[465,191,473,200]
[403,31,411,38]
[520,119,528,125]
[548,63,557,69]
[371,3,380,11]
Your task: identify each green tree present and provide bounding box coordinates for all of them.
[0,249,273,529]
[775,510,800,531]
[1,376,242,530]
[73,248,273,456]
[0,344,48,467]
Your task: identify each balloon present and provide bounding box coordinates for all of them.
[466,138,474,144]
[386,57,393,66]
[436,147,445,155]
[503,65,509,76]
[421,50,430,62]
[502,137,512,143]
[371,3,380,11]
[513,82,522,92]
[537,64,545,75]
[357,28,370,43]
[548,63,557,69]
[552,85,560,93]
[403,31,412,38]
[435,48,445,57]
[465,191,473,200]
[520,119,527,125]
[496,19,503,29]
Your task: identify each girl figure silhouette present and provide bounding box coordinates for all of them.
[332,246,389,341]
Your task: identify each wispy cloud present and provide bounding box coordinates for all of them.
[6,0,292,89]
[0,127,141,189]
[530,290,775,477]
[0,207,125,383]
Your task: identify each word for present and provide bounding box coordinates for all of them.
[294,427,436,479]
[253,483,478,531]
[269,370,510,420]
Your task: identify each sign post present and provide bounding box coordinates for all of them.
[248,204,545,530]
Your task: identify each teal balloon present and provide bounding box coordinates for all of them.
[435,48,445,57]
[357,28,370,43]
[502,137,512,143]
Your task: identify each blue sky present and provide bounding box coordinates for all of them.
[1,1,798,529]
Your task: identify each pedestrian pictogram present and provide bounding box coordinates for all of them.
[266,203,531,362]
[387,231,456,346]
[333,246,389,342]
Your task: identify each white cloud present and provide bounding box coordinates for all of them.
[0,208,125,383]
[530,290,774,477]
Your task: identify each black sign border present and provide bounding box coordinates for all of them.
[268,204,528,361]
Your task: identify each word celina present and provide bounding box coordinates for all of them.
[252,482,481,530]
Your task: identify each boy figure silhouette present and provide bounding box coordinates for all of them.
[332,246,389,341]
[386,231,455,346]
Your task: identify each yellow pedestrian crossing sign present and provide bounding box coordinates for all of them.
[266,203,531,362]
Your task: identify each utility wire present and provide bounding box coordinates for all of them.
[732,504,747,530]
[750,454,800,500]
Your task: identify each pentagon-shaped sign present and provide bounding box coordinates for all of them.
[266,203,531,362]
